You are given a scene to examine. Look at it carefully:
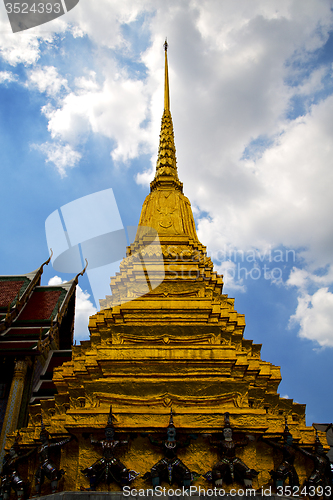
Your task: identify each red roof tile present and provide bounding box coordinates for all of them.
[0,280,24,308]
[19,290,62,321]
[0,341,38,351]
[3,327,48,340]
[6,327,42,335]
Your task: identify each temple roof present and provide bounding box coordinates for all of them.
[0,257,78,355]
[0,258,84,409]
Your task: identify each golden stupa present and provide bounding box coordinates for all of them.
[12,42,320,495]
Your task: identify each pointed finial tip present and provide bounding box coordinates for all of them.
[164,38,168,51]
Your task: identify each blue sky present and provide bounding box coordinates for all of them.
[1,0,333,427]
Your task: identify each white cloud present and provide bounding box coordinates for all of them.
[33,142,81,177]
[62,0,154,48]
[27,66,68,96]
[69,25,84,38]
[214,260,246,293]
[42,71,152,162]
[74,286,97,342]
[286,266,333,347]
[47,276,96,343]
[295,67,328,97]
[287,266,333,292]
[136,167,154,186]
[0,71,16,83]
[289,288,333,347]
[0,33,42,66]
[74,71,99,93]
[48,275,64,286]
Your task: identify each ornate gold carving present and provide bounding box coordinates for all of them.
[85,394,101,409]
[157,192,177,230]
[54,403,70,415]
[91,392,245,408]
[148,290,199,298]
[69,397,84,409]
[111,333,218,345]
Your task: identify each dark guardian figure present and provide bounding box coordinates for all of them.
[297,432,332,498]
[0,434,33,500]
[143,409,198,488]
[35,417,72,495]
[261,418,299,490]
[204,412,258,489]
[82,407,139,490]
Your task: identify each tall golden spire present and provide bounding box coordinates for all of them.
[150,40,183,192]
[164,39,170,111]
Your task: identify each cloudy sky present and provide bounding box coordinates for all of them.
[1,0,333,427]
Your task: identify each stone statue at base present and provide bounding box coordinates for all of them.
[261,418,299,490]
[35,417,72,496]
[204,412,258,489]
[0,434,32,500]
[297,432,332,498]
[143,409,198,488]
[82,407,139,490]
